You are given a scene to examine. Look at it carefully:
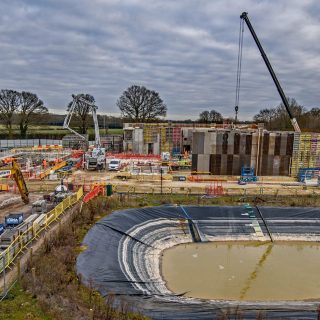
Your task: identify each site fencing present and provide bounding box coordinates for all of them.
[65,180,320,197]
[0,139,95,149]
[0,139,62,148]
[0,187,83,299]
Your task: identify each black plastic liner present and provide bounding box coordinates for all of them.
[76,205,320,319]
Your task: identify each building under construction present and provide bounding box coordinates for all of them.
[123,123,197,155]
[123,123,320,177]
[192,129,320,177]
[123,122,260,155]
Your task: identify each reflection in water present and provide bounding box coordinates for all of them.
[162,242,320,301]
[239,244,273,300]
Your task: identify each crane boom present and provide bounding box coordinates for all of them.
[63,98,86,141]
[240,12,301,133]
[76,96,101,147]
[63,95,101,147]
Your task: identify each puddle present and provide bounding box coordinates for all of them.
[161,241,320,301]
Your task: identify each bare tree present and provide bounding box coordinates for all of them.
[199,109,223,123]
[19,91,48,138]
[199,110,210,123]
[67,94,95,134]
[253,98,307,130]
[0,89,21,138]
[308,107,320,117]
[209,110,223,123]
[117,85,167,122]
[253,108,276,129]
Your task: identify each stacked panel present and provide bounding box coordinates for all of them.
[193,130,294,176]
[290,133,320,176]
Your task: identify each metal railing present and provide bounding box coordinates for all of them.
[0,187,83,299]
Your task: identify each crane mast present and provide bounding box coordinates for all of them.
[240,12,301,133]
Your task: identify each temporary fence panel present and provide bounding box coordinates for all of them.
[83,185,105,203]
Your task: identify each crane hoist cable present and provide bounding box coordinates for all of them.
[235,17,244,122]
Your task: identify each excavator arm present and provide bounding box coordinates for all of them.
[0,161,29,204]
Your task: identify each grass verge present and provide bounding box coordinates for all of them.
[0,282,52,320]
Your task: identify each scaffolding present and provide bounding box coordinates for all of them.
[290,133,320,176]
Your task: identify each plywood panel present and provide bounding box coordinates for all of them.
[222,132,229,154]
[273,156,280,176]
[234,133,240,155]
[245,135,252,155]
[263,133,270,155]
[280,133,287,156]
[210,154,221,175]
[268,133,275,156]
[227,154,233,175]
[286,134,294,156]
[216,133,222,154]
[228,132,234,154]
[192,154,198,172]
[210,131,217,155]
[239,134,246,155]
[274,134,281,156]
[232,155,240,175]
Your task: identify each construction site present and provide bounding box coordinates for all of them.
[1,8,320,320]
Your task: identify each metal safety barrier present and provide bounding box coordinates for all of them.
[0,187,83,275]
[83,185,105,203]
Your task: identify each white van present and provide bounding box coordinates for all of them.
[108,159,121,171]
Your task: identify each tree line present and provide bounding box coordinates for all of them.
[198,98,320,132]
[0,90,48,138]
[1,84,319,139]
[253,98,320,131]
[0,85,167,137]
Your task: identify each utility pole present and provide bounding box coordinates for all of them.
[160,168,163,194]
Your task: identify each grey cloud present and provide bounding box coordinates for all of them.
[0,0,319,120]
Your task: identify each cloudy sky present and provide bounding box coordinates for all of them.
[1,0,320,120]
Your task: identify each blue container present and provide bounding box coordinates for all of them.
[298,168,320,182]
[0,224,5,235]
[5,213,23,227]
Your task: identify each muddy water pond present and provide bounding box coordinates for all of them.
[161,242,320,301]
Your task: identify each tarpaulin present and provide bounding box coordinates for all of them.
[77,205,320,319]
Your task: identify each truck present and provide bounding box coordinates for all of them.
[86,147,106,170]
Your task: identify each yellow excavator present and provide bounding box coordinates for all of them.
[0,160,29,204]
